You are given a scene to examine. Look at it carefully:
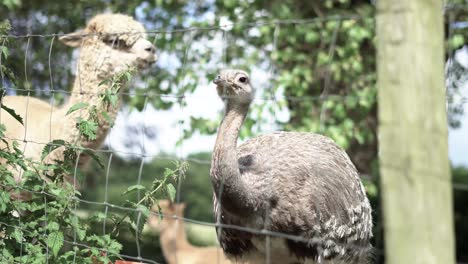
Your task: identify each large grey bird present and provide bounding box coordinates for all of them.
[210,69,373,264]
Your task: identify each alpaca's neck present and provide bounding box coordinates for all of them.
[160,218,193,264]
[58,71,123,148]
[211,101,255,215]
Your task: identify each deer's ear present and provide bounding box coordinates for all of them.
[59,29,86,47]
[177,203,186,212]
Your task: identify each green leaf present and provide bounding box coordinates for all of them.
[0,191,9,212]
[2,0,21,10]
[137,204,150,218]
[107,93,118,108]
[90,212,107,223]
[12,228,22,242]
[101,89,118,108]
[305,32,319,43]
[101,111,114,127]
[47,222,60,232]
[1,248,13,261]
[135,205,150,233]
[106,239,123,254]
[122,184,146,196]
[98,79,110,86]
[1,46,9,59]
[163,168,174,178]
[77,119,98,140]
[41,139,66,161]
[76,228,86,241]
[81,149,104,169]
[0,123,6,137]
[166,183,176,202]
[124,71,133,81]
[49,187,63,197]
[47,231,64,257]
[450,34,465,49]
[66,102,89,116]
[1,104,23,125]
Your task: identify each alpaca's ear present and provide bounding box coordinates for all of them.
[59,29,86,47]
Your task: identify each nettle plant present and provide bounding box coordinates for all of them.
[0,133,122,263]
[0,45,183,262]
[109,160,188,238]
[64,68,137,142]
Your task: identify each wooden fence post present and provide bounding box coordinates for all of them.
[377,0,456,263]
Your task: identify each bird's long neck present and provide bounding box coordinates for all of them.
[211,101,255,215]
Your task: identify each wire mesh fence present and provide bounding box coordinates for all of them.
[0,3,467,263]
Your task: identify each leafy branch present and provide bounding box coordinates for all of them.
[0,20,22,125]
[65,66,136,141]
[0,125,122,263]
[110,160,188,237]
[0,34,178,261]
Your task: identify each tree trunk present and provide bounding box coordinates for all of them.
[377,0,455,263]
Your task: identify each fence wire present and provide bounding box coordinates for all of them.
[0,7,467,264]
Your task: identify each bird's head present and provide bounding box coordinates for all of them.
[213,69,254,105]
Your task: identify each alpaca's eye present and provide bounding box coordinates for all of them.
[104,38,126,48]
[239,77,247,83]
[104,38,116,44]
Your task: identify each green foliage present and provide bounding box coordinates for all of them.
[0,127,122,262]
[205,0,379,173]
[1,0,21,10]
[63,67,137,142]
[0,19,11,34]
[0,104,23,125]
[41,139,66,161]
[65,102,89,116]
[109,160,188,238]
[1,1,467,263]
[79,152,216,260]
[0,20,22,125]
[1,0,463,174]
[77,118,98,141]
[0,50,126,260]
[0,1,465,148]
[100,67,135,108]
[0,45,175,262]
[445,1,468,129]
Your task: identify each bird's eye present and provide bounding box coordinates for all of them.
[239,77,247,83]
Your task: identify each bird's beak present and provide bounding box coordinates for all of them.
[213,75,222,85]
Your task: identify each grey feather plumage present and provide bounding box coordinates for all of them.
[210,69,373,264]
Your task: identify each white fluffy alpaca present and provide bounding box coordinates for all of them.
[0,13,157,194]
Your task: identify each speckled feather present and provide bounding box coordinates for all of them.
[213,132,372,264]
[210,69,373,264]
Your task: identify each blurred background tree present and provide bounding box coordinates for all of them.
[2,0,466,172]
[1,0,468,263]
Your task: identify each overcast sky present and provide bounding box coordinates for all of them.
[448,46,468,167]
[449,108,468,167]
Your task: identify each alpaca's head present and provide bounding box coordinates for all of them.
[59,13,157,77]
[213,69,254,104]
